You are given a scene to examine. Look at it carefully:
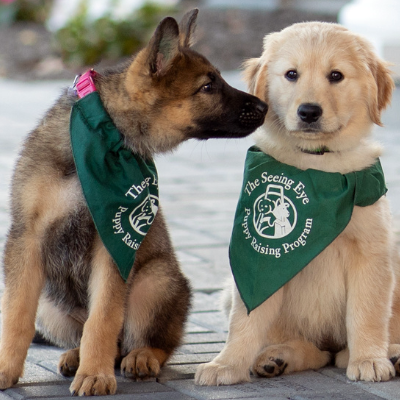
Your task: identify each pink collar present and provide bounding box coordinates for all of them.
[73,69,98,98]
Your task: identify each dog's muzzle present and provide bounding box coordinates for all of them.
[239,100,268,127]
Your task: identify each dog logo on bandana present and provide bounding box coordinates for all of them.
[129,194,159,235]
[253,184,297,239]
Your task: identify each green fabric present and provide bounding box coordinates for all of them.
[70,92,159,281]
[229,146,387,313]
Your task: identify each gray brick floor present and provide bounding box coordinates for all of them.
[0,73,400,398]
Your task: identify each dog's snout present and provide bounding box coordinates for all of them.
[255,101,268,116]
[297,103,322,124]
[239,100,268,127]
[244,100,268,116]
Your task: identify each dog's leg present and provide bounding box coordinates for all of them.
[118,209,190,380]
[388,287,400,375]
[0,231,45,389]
[345,251,395,382]
[69,237,126,396]
[120,258,190,379]
[335,348,349,368]
[336,345,400,376]
[195,286,282,385]
[252,340,331,377]
[36,295,85,349]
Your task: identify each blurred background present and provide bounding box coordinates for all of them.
[0,0,399,81]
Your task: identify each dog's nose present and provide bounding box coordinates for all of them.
[297,103,322,124]
[239,99,268,127]
[255,101,268,116]
[243,100,268,118]
[243,97,268,116]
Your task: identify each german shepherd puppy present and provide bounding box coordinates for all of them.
[0,9,267,396]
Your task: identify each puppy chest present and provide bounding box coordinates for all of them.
[282,254,347,343]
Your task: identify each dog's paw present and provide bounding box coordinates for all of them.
[388,344,400,375]
[195,361,250,386]
[0,371,19,389]
[390,356,400,375]
[252,345,291,378]
[70,373,117,396]
[58,348,80,377]
[347,358,395,382]
[252,355,288,378]
[121,348,163,379]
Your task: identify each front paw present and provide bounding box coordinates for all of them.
[121,348,167,379]
[195,361,250,386]
[70,373,117,396]
[58,348,80,377]
[347,358,395,382]
[0,371,19,390]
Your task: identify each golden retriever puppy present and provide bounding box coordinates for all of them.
[196,22,399,386]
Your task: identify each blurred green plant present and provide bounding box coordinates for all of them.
[55,1,177,67]
[0,0,52,25]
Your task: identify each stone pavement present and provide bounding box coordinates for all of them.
[0,72,400,399]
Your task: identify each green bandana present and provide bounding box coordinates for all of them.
[229,146,387,313]
[70,92,159,281]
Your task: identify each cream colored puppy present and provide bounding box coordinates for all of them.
[196,22,399,386]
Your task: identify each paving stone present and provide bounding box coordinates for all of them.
[179,260,227,292]
[189,311,229,333]
[352,378,400,400]
[178,343,226,355]
[169,353,216,366]
[17,362,63,384]
[184,332,227,345]
[191,292,225,313]
[185,321,213,334]
[291,393,384,400]
[179,247,232,291]
[26,345,64,364]
[166,378,303,399]
[4,383,70,399]
[319,367,348,382]
[0,392,14,399]
[5,381,182,399]
[158,365,199,381]
[165,377,391,400]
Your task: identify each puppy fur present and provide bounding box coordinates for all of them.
[195,22,400,386]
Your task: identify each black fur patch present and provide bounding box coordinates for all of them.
[41,206,95,312]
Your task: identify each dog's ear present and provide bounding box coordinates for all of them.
[179,8,198,48]
[147,16,180,76]
[242,58,268,103]
[368,57,395,126]
[242,58,260,95]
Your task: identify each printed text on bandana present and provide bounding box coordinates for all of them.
[241,171,313,258]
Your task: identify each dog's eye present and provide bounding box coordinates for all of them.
[200,83,212,93]
[328,71,344,83]
[285,70,298,82]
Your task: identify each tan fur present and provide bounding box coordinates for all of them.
[196,22,399,386]
[0,9,267,397]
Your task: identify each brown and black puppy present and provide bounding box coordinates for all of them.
[0,9,267,396]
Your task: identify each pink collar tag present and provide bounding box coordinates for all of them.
[75,69,97,98]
